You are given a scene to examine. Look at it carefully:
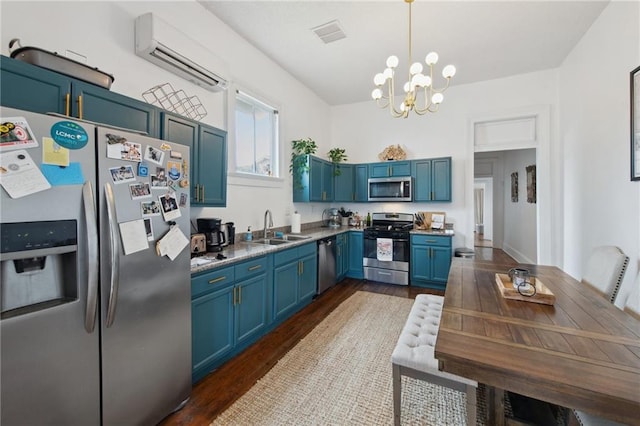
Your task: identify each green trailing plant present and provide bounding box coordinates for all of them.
[290,138,318,190]
[328,148,348,176]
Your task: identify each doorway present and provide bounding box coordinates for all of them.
[474,177,493,248]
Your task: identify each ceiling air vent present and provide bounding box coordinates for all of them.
[312,20,346,44]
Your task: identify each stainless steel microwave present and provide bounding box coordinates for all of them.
[368,177,412,202]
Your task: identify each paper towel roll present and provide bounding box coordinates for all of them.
[291,212,301,234]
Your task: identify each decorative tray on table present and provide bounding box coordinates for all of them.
[494,273,556,305]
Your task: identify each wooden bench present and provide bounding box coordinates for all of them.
[391,294,477,425]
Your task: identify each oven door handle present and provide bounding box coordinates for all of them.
[393,239,409,243]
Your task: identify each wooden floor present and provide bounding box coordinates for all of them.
[161,248,515,426]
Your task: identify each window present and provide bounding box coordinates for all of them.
[235,90,279,177]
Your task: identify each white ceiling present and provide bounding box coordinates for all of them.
[199,1,609,106]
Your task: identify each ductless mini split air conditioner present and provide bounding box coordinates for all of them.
[135,13,228,92]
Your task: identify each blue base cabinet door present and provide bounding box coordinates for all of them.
[298,253,318,300]
[335,233,349,281]
[347,231,364,279]
[410,234,452,289]
[191,285,234,376]
[235,274,267,346]
[272,261,299,323]
[272,243,317,324]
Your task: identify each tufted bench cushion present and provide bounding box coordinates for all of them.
[391,294,477,425]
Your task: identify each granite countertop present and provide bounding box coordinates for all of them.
[190,226,454,275]
[190,226,363,275]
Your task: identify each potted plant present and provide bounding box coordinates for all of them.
[328,148,348,176]
[290,138,317,190]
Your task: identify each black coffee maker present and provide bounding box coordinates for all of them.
[197,218,226,252]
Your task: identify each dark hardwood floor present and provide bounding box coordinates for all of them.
[161,248,515,426]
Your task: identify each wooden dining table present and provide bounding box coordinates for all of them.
[434,257,640,425]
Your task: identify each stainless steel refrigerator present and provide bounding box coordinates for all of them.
[0,107,191,425]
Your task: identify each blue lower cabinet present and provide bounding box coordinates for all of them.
[336,233,349,281]
[191,283,234,379]
[272,242,317,325]
[191,257,267,382]
[347,231,364,279]
[410,234,452,289]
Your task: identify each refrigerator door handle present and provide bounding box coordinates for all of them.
[104,182,120,328]
[83,181,99,333]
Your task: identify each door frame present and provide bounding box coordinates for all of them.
[467,105,554,265]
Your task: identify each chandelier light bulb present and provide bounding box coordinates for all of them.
[386,55,399,68]
[425,52,439,65]
[423,75,432,87]
[403,81,411,93]
[372,88,383,100]
[374,73,386,86]
[382,68,394,80]
[410,74,421,88]
[409,62,423,75]
[400,102,406,112]
[432,92,444,104]
[442,65,456,79]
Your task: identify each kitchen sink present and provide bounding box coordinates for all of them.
[249,238,292,246]
[283,234,312,241]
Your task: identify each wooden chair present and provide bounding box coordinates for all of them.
[580,246,629,303]
[572,273,639,425]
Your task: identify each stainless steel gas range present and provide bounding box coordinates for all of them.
[363,212,414,285]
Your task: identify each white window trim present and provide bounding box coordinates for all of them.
[228,81,283,186]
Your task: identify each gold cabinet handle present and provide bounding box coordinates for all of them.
[300,261,304,275]
[208,276,226,284]
[65,93,71,116]
[237,286,242,305]
[201,185,205,202]
[248,265,262,271]
[77,95,83,119]
[233,287,237,306]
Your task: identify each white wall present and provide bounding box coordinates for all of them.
[502,149,537,263]
[331,70,558,250]
[0,0,331,233]
[559,0,640,308]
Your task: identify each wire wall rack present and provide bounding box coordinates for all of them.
[142,83,207,121]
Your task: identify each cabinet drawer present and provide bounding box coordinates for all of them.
[191,266,235,299]
[411,235,451,247]
[298,242,317,258]
[235,256,267,281]
[274,246,299,267]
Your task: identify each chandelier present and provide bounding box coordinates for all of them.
[371,0,456,118]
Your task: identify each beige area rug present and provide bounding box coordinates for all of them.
[211,291,476,425]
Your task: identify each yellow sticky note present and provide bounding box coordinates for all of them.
[42,137,70,166]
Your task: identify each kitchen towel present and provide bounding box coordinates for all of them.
[376,238,393,261]
[291,212,301,234]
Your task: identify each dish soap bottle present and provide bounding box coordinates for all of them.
[245,226,252,241]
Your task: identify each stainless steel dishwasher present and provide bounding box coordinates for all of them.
[317,236,336,294]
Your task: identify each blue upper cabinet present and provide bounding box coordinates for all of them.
[334,164,354,202]
[412,157,452,202]
[293,155,334,202]
[161,112,227,207]
[354,164,368,202]
[0,55,159,137]
[368,161,411,178]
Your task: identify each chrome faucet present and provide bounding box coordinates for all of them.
[264,209,273,239]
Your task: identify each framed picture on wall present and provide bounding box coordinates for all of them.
[511,172,518,202]
[631,65,640,181]
[526,165,536,203]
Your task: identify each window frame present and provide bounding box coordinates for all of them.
[232,88,280,180]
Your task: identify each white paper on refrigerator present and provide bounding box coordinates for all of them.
[118,219,149,255]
